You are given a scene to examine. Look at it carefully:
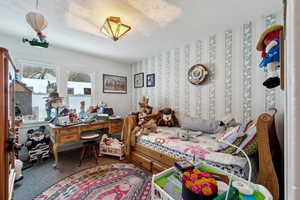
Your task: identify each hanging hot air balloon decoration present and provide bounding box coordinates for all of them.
[23,0,49,48]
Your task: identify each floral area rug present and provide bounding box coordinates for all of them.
[34,163,152,200]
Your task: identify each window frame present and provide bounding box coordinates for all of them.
[19,60,57,122]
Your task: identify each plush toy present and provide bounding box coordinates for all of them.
[177,130,190,141]
[138,96,153,114]
[134,96,157,136]
[256,25,283,89]
[157,108,179,127]
[139,119,158,135]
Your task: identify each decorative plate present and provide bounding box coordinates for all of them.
[188,64,208,85]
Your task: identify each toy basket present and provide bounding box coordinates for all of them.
[151,161,273,200]
[99,134,125,160]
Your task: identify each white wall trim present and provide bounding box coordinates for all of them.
[285,0,300,199]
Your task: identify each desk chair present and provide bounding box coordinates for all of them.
[79,132,101,166]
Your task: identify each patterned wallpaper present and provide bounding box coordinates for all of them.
[131,12,283,123]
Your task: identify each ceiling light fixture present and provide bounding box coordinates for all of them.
[100,17,131,41]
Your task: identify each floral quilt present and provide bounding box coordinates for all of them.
[137,127,248,178]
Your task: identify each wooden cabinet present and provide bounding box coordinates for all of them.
[0,48,17,200]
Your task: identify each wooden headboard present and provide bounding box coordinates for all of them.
[122,109,282,199]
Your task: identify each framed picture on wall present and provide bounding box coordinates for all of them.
[103,74,127,94]
[146,73,155,87]
[84,88,91,95]
[134,73,144,88]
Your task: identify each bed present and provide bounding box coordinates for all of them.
[122,109,281,200]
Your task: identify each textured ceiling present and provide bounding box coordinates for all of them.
[0,0,281,63]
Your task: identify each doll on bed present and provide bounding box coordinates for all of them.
[134,96,158,136]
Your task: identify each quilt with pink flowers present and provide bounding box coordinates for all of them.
[137,127,249,178]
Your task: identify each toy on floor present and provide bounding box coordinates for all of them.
[99,134,125,160]
[25,126,50,163]
[256,25,283,89]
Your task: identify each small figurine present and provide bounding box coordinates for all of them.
[79,101,86,118]
[15,103,23,126]
[44,92,64,123]
[69,109,78,123]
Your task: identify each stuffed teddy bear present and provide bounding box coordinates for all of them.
[157,108,179,127]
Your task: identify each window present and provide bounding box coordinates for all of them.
[68,72,92,113]
[21,65,57,121]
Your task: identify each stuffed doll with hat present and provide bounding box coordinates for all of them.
[257,25,283,89]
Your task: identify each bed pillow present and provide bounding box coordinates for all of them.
[216,125,246,154]
[181,116,225,134]
[234,121,258,157]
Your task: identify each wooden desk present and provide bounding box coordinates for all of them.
[50,119,123,168]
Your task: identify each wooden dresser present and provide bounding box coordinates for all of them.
[50,119,123,168]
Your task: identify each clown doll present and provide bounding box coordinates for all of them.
[256,25,283,89]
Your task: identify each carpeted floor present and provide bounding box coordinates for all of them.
[14,148,129,200]
[34,163,151,200]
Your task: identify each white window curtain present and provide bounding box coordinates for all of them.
[56,66,69,105]
[67,71,92,112]
[91,72,101,106]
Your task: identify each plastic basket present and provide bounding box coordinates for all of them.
[151,162,273,200]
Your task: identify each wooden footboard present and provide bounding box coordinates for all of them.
[122,109,281,199]
[130,144,180,173]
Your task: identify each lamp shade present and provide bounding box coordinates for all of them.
[26,12,48,33]
[101,17,131,41]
